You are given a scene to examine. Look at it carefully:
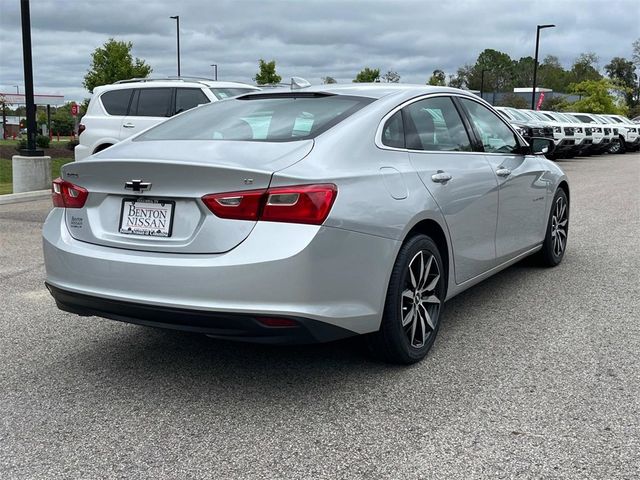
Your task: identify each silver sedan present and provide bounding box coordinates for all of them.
[43,84,569,364]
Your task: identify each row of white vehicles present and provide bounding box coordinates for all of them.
[75,77,639,161]
[494,106,639,159]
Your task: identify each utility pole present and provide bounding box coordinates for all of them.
[19,0,42,155]
[211,64,218,81]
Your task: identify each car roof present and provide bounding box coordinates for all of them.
[240,83,480,101]
[93,79,260,94]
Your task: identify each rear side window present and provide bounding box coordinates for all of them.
[381,111,405,148]
[459,99,519,154]
[175,88,210,114]
[100,89,133,115]
[133,88,173,117]
[137,94,373,142]
[403,97,472,152]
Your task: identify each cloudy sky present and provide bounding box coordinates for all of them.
[0,0,638,102]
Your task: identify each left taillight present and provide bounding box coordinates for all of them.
[52,177,88,208]
[202,184,337,225]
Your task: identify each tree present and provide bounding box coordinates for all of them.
[353,67,380,83]
[511,56,535,88]
[381,71,400,83]
[467,49,514,92]
[427,69,446,86]
[569,53,602,84]
[568,79,627,114]
[51,104,76,135]
[632,38,640,67]
[496,93,528,109]
[537,55,570,92]
[254,59,281,85]
[540,95,571,112]
[605,57,637,107]
[83,39,152,93]
[448,65,472,88]
[322,76,337,84]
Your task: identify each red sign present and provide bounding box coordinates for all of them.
[536,92,545,110]
[71,103,79,116]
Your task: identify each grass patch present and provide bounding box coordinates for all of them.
[0,157,73,195]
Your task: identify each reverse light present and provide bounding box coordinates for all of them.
[52,178,88,208]
[202,184,337,225]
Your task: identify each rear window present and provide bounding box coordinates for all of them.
[137,94,373,142]
[133,88,172,117]
[175,88,210,113]
[100,89,133,115]
[210,87,259,100]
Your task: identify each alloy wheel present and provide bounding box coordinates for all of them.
[401,251,441,348]
[550,196,568,257]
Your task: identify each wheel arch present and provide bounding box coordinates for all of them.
[93,143,114,154]
[404,219,450,297]
[557,180,570,205]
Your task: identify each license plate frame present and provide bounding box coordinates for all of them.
[119,197,175,237]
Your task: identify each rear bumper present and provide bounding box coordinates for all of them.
[43,208,398,340]
[46,283,355,344]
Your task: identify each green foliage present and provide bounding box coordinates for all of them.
[427,69,446,86]
[322,76,337,84]
[540,95,571,112]
[83,39,152,92]
[382,71,401,83]
[569,53,602,84]
[353,67,380,83]
[537,55,570,92]
[15,138,27,151]
[66,139,79,151]
[36,135,50,149]
[605,57,638,107]
[496,94,528,109]
[254,59,281,85]
[51,104,76,136]
[468,49,514,92]
[448,65,471,88]
[567,79,626,114]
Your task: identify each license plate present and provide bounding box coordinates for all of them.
[119,198,175,237]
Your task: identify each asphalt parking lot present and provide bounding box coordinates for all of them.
[1,152,639,479]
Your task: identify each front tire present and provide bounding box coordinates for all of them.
[609,137,626,154]
[537,188,569,267]
[368,235,446,364]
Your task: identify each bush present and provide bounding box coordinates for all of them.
[36,135,50,149]
[15,138,27,152]
[66,139,79,151]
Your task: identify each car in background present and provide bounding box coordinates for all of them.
[599,114,639,152]
[561,112,608,154]
[75,77,260,161]
[632,116,640,124]
[44,84,568,365]
[570,112,616,153]
[535,110,595,156]
[511,109,577,159]
[494,107,554,145]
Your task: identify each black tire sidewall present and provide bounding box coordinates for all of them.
[542,189,569,266]
[380,235,446,363]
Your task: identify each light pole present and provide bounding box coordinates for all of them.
[480,69,488,100]
[14,85,19,94]
[210,64,218,81]
[19,0,41,155]
[531,24,555,110]
[170,15,181,77]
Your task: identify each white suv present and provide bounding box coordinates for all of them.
[75,78,260,161]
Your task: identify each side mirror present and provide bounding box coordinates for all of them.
[530,137,555,156]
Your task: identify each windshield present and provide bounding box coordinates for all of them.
[210,87,259,100]
[138,94,373,142]
[527,111,552,122]
[504,108,532,122]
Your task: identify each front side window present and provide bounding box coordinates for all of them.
[134,88,173,117]
[175,88,210,114]
[460,99,519,154]
[381,111,405,148]
[138,94,373,142]
[100,89,133,116]
[403,97,472,152]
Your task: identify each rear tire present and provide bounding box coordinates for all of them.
[368,235,446,364]
[537,188,569,267]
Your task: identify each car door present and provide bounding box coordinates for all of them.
[403,95,499,284]
[457,98,548,262]
[120,87,174,140]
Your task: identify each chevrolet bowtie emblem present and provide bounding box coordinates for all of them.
[124,179,152,193]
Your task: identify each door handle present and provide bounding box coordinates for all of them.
[122,123,136,128]
[431,171,452,183]
[496,168,511,177]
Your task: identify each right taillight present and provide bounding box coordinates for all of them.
[78,123,86,136]
[52,177,88,208]
[202,184,337,225]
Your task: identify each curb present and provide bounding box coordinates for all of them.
[0,189,51,205]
